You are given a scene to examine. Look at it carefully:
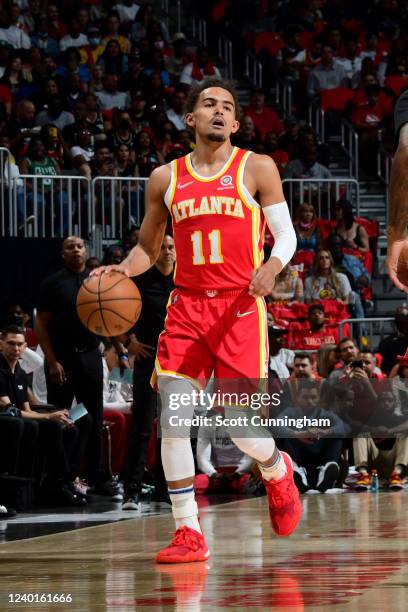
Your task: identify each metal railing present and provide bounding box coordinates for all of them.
[245,53,263,89]
[0,147,14,237]
[218,36,233,80]
[275,80,293,118]
[341,119,359,180]
[282,178,360,218]
[308,103,325,142]
[91,176,147,239]
[192,16,207,47]
[339,317,395,341]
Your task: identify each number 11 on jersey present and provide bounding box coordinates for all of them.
[191,230,224,265]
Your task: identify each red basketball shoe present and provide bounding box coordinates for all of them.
[263,451,302,536]
[156,526,211,564]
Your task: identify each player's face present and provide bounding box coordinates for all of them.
[185,87,239,143]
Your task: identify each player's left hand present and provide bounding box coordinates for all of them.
[249,265,277,297]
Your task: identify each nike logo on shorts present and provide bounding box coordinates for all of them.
[177,181,194,189]
[236,310,255,318]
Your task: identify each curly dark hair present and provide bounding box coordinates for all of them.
[185,78,241,119]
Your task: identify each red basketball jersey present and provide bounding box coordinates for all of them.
[164,147,265,290]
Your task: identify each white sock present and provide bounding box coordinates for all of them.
[258,450,287,482]
[168,485,201,533]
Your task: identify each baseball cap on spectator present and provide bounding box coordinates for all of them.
[267,325,288,336]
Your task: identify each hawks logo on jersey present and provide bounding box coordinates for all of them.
[164,147,265,291]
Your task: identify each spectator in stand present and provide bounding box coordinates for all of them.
[298,304,339,350]
[113,1,141,26]
[102,245,125,266]
[98,40,128,77]
[351,57,378,90]
[95,74,129,111]
[65,73,86,111]
[89,64,105,93]
[378,306,408,375]
[359,349,386,380]
[83,93,106,138]
[316,343,338,378]
[145,70,170,108]
[270,264,303,303]
[277,380,346,493]
[60,19,89,54]
[46,4,68,42]
[40,124,68,168]
[119,50,148,93]
[56,48,91,87]
[114,143,138,177]
[21,0,42,35]
[360,32,380,63]
[279,115,301,160]
[195,414,253,495]
[166,88,186,131]
[134,130,164,177]
[284,144,332,180]
[304,250,352,304]
[90,142,111,178]
[30,17,60,60]
[7,304,38,349]
[0,40,12,78]
[179,46,221,87]
[35,96,75,132]
[329,337,359,381]
[354,388,408,491]
[0,9,30,50]
[3,99,37,158]
[144,48,171,87]
[294,202,323,252]
[35,77,60,114]
[102,12,131,54]
[166,32,192,81]
[283,352,322,406]
[71,128,94,179]
[107,109,137,157]
[232,115,261,151]
[131,3,169,45]
[333,199,369,253]
[263,131,289,175]
[307,45,348,98]
[268,325,294,380]
[326,234,370,312]
[0,55,29,100]
[335,36,362,82]
[244,89,283,141]
[86,256,101,270]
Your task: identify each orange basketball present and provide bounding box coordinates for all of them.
[76,271,142,337]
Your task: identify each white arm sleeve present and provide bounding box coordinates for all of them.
[263,201,297,269]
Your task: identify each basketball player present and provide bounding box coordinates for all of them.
[92,79,301,563]
[387,90,408,291]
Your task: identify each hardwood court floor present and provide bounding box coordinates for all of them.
[0,492,407,611]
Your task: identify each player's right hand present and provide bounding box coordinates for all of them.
[387,238,408,293]
[49,361,66,386]
[129,339,155,361]
[89,264,131,278]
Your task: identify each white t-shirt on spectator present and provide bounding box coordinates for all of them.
[19,347,44,374]
[166,108,185,131]
[95,89,129,110]
[0,26,30,49]
[113,3,140,22]
[269,348,294,379]
[71,146,94,161]
[179,63,221,86]
[304,273,352,302]
[60,33,89,53]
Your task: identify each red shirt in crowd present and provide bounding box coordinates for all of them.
[244,105,284,140]
[296,326,339,350]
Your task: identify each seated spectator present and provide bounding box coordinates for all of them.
[304,250,352,304]
[359,349,386,381]
[0,325,89,506]
[263,131,289,175]
[35,77,60,114]
[98,39,128,76]
[60,19,89,53]
[46,4,68,42]
[279,115,301,160]
[351,57,378,90]
[268,325,294,380]
[144,48,171,87]
[354,389,408,491]
[329,337,359,381]
[307,45,348,98]
[40,124,68,168]
[270,264,304,303]
[294,202,323,252]
[283,352,322,405]
[244,89,283,141]
[102,245,125,266]
[6,303,38,349]
[119,50,148,93]
[56,48,91,86]
[95,74,129,110]
[146,70,171,108]
[36,95,75,132]
[166,32,192,81]
[333,199,369,252]
[134,130,164,177]
[166,88,186,131]
[89,63,105,92]
[0,11,30,49]
[316,343,338,378]
[107,109,137,155]
[179,46,221,86]
[83,93,106,138]
[0,54,29,100]
[65,73,87,111]
[297,304,339,350]
[128,90,150,133]
[232,115,261,151]
[30,17,60,60]
[101,11,130,54]
[277,380,346,493]
[284,144,332,180]
[334,36,362,82]
[113,1,141,26]
[86,256,101,270]
[71,128,94,178]
[378,306,408,375]
[114,143,138,177]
